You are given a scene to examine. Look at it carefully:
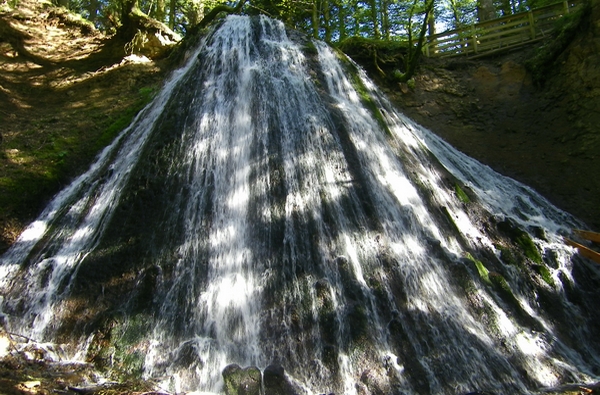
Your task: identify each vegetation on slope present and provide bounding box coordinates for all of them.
[0,0,167,253]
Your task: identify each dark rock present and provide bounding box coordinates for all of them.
[360,368,390,395]
[263,364,300,395]
[222,364,261,395]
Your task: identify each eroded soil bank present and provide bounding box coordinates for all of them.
[382,3,600,230]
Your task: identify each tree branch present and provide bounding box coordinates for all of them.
[197,0,248,29]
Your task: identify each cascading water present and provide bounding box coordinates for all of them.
[2,14,600,395]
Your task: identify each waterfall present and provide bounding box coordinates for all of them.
[2,15,600,395]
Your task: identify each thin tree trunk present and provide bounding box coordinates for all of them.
[86,0,99,23]
[169,0,176,29]
[323,0,332,42]
[369,0,380,39]
[312,0,319,39]
[397,0,434,82]
[338,0,347,40]
[383,0,391,39]
[155,0,166,23]
[477,0,495,21]
[427,5,435,36]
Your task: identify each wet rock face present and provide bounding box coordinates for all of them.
[263,364,300,395]
[222,363,301,395]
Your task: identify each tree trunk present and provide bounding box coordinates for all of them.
[477,0,495,21]
[451,0,460,26]
[381,0,390,39]
[323,0,332,42]
[369,0,380,39]
[86,0,99,24]
[427,5,435,36]
[397,0,434,82]
[337,0,347,40]
[155,0,166,23]
[311,0,319,39]
[169,0,176,29]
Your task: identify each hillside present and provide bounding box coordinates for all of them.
[1,0,599,256]
[0,1,599,393]
[389,5,600,231]
[341,0,599,233]
[2,1,599,259]
[0,0,168,253]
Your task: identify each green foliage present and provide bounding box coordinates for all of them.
[95,86,156,150]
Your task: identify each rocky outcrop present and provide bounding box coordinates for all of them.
[263,364,301,395]
[223,364,262,395]
[222,363,300,395]
[222,364,262,395]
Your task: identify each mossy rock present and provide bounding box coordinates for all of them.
[497,220,542,264]
[495,244,520,266]
[533,264,556,287]
[337,37,408,76]
[263,364,300,395]
[222,364,262,395]
[454,182,471,204]
[489,272,521,311]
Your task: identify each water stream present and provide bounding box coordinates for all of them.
[1,15,600,395]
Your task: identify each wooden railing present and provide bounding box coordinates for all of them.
[424,0,580,58]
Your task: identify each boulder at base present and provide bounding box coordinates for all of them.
[222,364,262,395]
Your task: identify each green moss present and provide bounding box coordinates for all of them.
[489,272,508,293]
[495,244,520,266]
[454,183,470,204]
[533,264,555,287]
[347,303,370,353]
[88,314,153,381]
[465,253,490,284]
[303,40,318,55]
[351,73,392,137]
[497,220,543,264]
[516,232,542,264]
[95,87,156,150]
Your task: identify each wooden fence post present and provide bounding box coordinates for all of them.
[471,23,478,54]
[528,10,536,39]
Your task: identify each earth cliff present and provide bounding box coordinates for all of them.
[382,1,600,230]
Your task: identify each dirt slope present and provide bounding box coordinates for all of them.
[0,0,167,253]
[385,2,600,230]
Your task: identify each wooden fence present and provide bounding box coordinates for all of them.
[424,0,580,58]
